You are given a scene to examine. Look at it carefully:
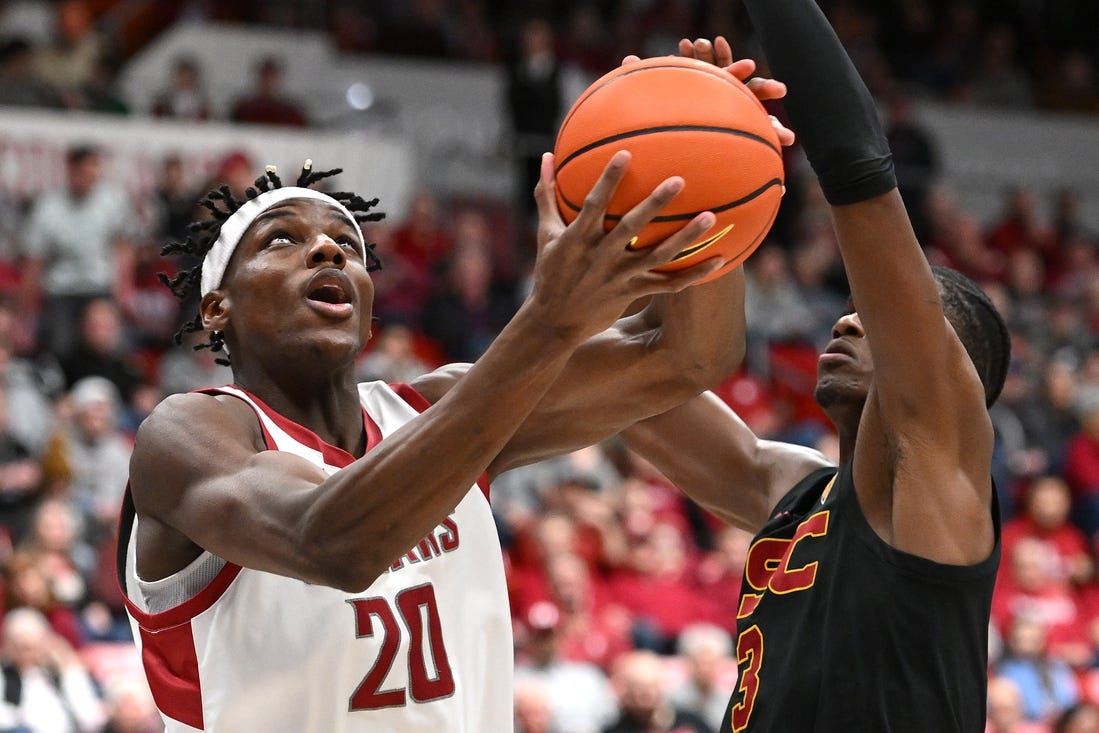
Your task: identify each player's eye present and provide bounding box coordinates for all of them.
[268,231,294,246]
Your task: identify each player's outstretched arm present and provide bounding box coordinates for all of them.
[610,35,827,528]
[743,0,994,563]
[133,152,724,592]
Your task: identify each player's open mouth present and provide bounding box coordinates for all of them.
[306,272,355,316]
[308,283,351,305]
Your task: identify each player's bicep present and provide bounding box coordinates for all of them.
[621,392,829,532]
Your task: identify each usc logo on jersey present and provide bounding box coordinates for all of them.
[736,510,830,619]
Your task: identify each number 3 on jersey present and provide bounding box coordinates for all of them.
[347,583,455,710]
[731,624,763,732]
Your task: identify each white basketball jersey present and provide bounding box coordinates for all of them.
[118,382,514,732]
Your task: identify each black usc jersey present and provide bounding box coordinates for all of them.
[722,463,1000,733]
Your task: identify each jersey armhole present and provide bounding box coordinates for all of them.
[390,382,433,413]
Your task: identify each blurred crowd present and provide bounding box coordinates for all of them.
[0,1,1096,732]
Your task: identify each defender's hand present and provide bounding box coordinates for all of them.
[622,36,795,147]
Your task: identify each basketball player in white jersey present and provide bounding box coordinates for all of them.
[115,134,787,731]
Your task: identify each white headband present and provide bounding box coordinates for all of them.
[199,186,366,296]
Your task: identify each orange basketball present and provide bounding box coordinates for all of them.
[553,56,784,280]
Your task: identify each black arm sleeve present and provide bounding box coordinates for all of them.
[742,0,897,206]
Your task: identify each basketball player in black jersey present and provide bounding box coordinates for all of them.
[622,6,1010,733]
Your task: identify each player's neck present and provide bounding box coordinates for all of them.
[233,365,365,455]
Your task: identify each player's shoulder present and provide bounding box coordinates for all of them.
[135,390,258,456]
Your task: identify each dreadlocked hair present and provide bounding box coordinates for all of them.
[931,265,1012,408]
[158,160,386,365]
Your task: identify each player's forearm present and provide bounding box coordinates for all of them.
[741,0,896,206]
[638,267,745,383]
[743,0,948,390]
[301,304,584,589]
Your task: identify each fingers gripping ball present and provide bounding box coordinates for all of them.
[553,56,784,280]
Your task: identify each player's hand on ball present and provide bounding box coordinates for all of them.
[621,37,796,149]
[529,150,723,340]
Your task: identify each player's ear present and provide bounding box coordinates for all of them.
[200,290,230,332]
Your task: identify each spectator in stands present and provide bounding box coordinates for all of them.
[788,237,848,345]
[1037,50,1099,115]
[392,191,453,284]
[1003,249,1050,341]
[77,52,128,115]
[20,498,98,613]
[205,150,256,202]
[1064,391,1099,540]
[20,145,136,360]
[997,613,1081,724]
[1016,358,1082,477]
[993,536,1090,665]
[370,0,451,58]
[883,90,940,243]
[355,324,433,384]
[0,607,104,732]
[506,17,563,221]
[32,0,104,109]
[229,55,308,127]
[541,469,628,570]
[0,36,63,109]
[49,378,132,536]
[60,298,144,406]
[515,600,618,733]
[540,551,632,671]
[326,2,379,53]
[445,0,499,63]
[986,674,1048,733]
[928,204,1004,283]
[1055,703,1099,733]
[986,186,1054,264]
[690,525,751,634]
[508,510,617,619]
[3,551,85,650]
[558,4,618,76]
[369,219,434,327]
[668,623,734,732]
[150,154,199,244]
[965,24,1034,109]
[156,329,234,397]
[1002,475,1093,588]
[607,522,717,653]
[99,674,161,733]
[742,245,816,346]
[151,56,212,121]
[1049,188,1090,255]
[0,384,43,547]
[420,242,517,362]
[514,676,558,733]
[602,649,714,733]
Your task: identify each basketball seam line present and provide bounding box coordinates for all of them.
[556,125,782,172]
[559,62,764,133]
[558,178,784,221]
[675,197,779,265]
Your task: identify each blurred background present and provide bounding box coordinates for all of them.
[0,1,1096,731]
